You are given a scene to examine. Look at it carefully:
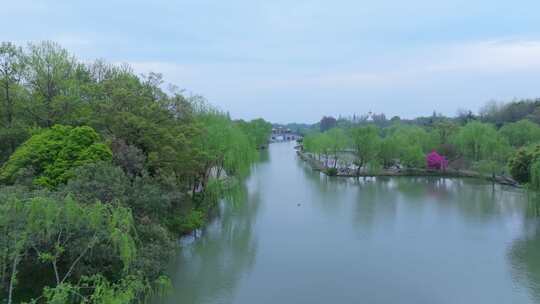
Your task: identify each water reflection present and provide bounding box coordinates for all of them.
[300,160,540,302]
[257,148,270,164]
[158,143,540,304]
[509,196,540,302]
[157,179,262,304]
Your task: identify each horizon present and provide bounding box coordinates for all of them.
[4,2,540,302]
[3,1,540,123]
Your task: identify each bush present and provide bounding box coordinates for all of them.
[132,221,176,280]
[509,147,535,183]
[167,209,205,235]
[62,162,129,204]
[129,175,175,218]
[426,151,448,170]
[325,167,338,176]
[111,138,146,177]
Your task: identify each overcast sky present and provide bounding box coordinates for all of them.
[2,1,540,123]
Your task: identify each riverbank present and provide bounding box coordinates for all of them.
[296,150,520,187]
[158,140,539,304]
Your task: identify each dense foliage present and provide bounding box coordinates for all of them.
[0,125,112,188]
[302,102,540,182]
[0,41,271,303]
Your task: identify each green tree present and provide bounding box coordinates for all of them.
[508,145,540,184]
[529,159,540,190]
[326,128,348,168]
[384,124,437,153]
[319,116,337,132]
[302,132,334,166]
[0,196,137,302]
[401,145,425,168]
[0,42,27,162]
[0,40,267,302]
[0,42,24,129]
[350,125,380,175]
[379,136,399,168]
[509,147,533,183]
[0,125,112,188]
[62,161,130,204]
[25,41,89,127]
[499,119,540,148]
[237,118,272,149]
[433,120,459,145]
[454,122,506,161]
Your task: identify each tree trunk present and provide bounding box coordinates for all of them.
[4,82,13,128]
[356,160,363,177]
[3,82,16,154]
[324,154,328,167]
[52,260,60,286]
[7,254,19,304]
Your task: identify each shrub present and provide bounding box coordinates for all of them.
[509,147,535,183]
[325,167,338,176]
[129,174,174,218]
[111,138,146,177]
[62,162,129,204]
[167,209,205,235]
[426,151,448,170]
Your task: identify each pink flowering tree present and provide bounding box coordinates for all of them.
[426,150,448,170]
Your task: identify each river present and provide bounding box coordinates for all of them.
[156,142,540,304]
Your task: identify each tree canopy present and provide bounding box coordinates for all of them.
[0,125,112,188]
[0,41,272,303]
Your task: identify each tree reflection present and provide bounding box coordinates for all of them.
[509,222,540,301]
[350,177,399,230]
[156,184,261,304]
[509,194,540,302]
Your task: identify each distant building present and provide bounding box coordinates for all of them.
[270,127,303,142]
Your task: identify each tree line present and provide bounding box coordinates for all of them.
[0,41,271,303]
[302,103,540,184]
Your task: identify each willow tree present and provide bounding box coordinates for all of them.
[236,118,272,149]
[379,136,399,168]
[193,111,257,194]
[0,196,27,304]
[499,119,540,148]
[453,121,512,178]
[454,121,506,161]
[303,133,322,160]
[0,196,137,303]
[384,124,437,153]
[351,125,380,175]
[326,128,348,168]
[303,132,333,166]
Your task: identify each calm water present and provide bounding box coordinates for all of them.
[157,142,540,304]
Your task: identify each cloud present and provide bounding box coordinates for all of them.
[281,39,540,89]
[126,38,540,93]
[425,39,540,73]
[124,38,540,122]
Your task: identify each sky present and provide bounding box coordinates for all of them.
[2,1,540,123]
